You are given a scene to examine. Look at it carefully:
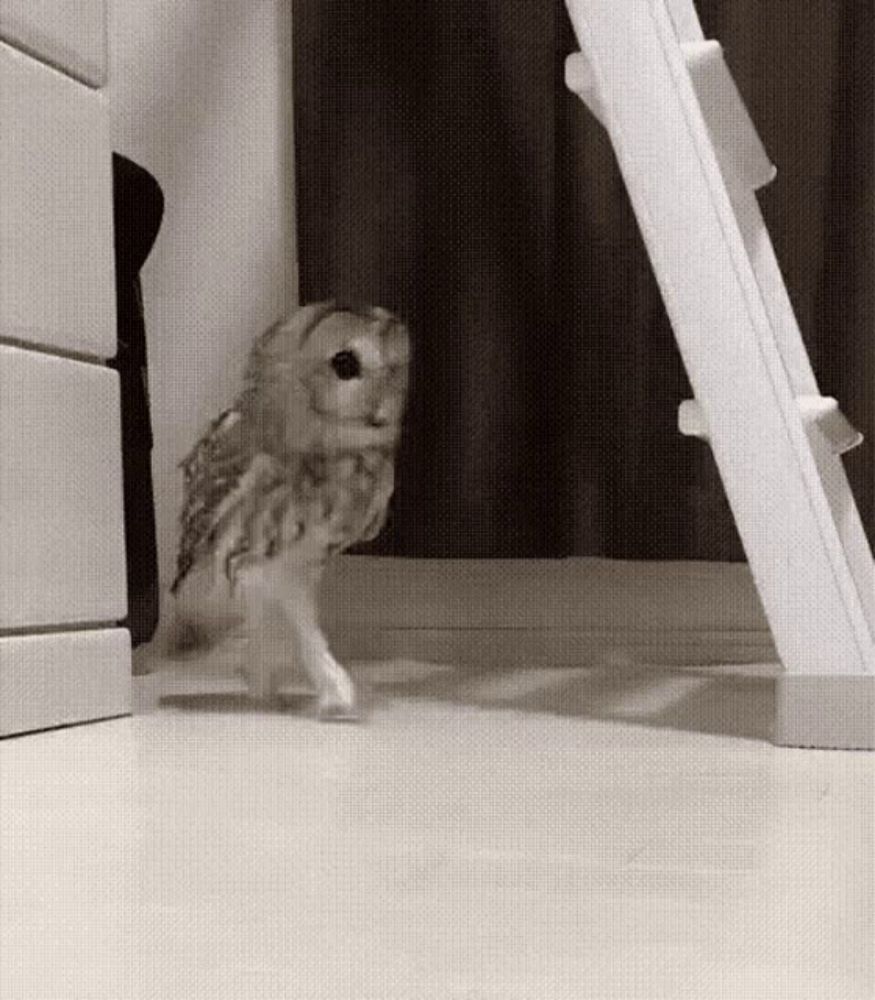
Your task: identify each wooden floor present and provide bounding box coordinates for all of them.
[1,654,872,1000]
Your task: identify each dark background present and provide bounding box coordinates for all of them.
[294,0,873,560]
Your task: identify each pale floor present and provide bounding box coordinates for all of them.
[1,655,872,1000]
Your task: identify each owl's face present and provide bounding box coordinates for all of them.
[250,302,410,453]
[303,306,409,430]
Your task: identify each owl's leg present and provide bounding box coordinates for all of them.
[237,569,283,703]
[280,569,358,722]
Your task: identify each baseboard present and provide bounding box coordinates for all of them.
[321,556,776,667]
[326,625,775,669]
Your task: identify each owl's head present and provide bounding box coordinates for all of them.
[245,301,410,453]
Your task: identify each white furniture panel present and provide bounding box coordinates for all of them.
[0,346,126,628]
[0,42,115,358]
[0,628,130,736]
[0,0,107,87]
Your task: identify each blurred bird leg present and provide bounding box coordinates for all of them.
[237,569,283,702]
[281,569,358,721]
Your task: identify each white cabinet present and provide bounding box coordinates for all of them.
[0,42,115,357]
[0,346,126,629]
[0,629,130,737]
[0,8,129,737]
[0,0,107,86]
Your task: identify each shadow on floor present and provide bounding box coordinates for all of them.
[157,692,315,715]
[142,656,778,743]
[367,663,777,742]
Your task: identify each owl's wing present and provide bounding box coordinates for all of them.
[172,408,285,593]
[357,460,395,542]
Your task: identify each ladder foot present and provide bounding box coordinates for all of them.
[775,674,875,750]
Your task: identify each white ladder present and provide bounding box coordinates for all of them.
[564,0,874,748]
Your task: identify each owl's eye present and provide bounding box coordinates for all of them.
[330,350,362,380]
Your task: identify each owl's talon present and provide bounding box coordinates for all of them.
[317,694,361,723]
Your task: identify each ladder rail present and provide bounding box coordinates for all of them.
[564,0,875,677]
[666,0,875,633]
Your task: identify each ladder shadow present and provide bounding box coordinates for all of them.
[135,654,778,742]
[364,662,777,742]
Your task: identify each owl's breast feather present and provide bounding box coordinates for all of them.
[307,446,393,537]
[319,418,400,453]
[212,445,395,589]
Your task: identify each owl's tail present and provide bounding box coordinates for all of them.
[159,611,220,658]
[148,566,245,662]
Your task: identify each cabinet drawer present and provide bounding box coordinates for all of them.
[0,0,107,87]
[0,628,130,737]
[0,346,126,628]
[0,43,115,358]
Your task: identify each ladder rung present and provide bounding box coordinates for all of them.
[565,41,776,193]
[564,52,605,126]
[682,40,776,192]
[679,397,864,455]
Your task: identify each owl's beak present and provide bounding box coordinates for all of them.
[324,419,398,451]
[368,398,396,428]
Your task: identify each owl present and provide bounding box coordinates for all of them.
[169,302,410,720]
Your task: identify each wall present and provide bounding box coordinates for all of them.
[108,0,296,592]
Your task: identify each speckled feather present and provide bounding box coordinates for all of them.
[171,303,409,598]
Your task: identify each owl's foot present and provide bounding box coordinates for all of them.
[236,665,281,705]
[316,693,361,723]
[312,666,360,722]
[318,701,362,722]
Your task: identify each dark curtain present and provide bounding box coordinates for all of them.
[294,1,873,560]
